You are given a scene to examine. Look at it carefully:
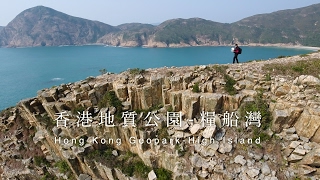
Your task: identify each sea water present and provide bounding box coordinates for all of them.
[0,45,314,110]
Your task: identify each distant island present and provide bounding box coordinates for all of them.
[0,3,320,47]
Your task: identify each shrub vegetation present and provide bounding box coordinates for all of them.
[263,58,320,77]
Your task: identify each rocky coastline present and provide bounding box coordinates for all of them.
[1,51,320,179]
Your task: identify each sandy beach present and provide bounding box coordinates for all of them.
[244,43,320,51]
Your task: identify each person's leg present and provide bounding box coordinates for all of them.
[235,54,239,63]
[233,54,236,63]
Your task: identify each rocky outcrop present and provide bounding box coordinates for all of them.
[1,52,320,179]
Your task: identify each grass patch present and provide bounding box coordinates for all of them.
[135,104,164,115]
[240,91,272,143]
[247,59,263,63]
[291,66,304,73]
[224,75,237,95]
[265,73,271,81]
[37,114,56,131]
[132,161,151,178]
[158,127,169,139]
[240,91,271,130]
[263,58,320,77]
[0,107,13,118]
[34,156,50,167]
[212,65,227,75]
[117,152,150,178]
[86,146,119,167]
[192,82,200,93]
[87,148,114,162]
[86,147,151,178]
[71,105,86,115]
[175,144,188,157]
[299,54,309,57]
[40,172,56,180]
[166,105,173,112]
[155,168,173,180]
[55,160,71,174]
[128,68,146,75]
[277,55,286,58]
[98,91,123,117]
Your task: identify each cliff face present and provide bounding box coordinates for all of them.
[97,23,156,47]
[1,52,320,179]
[0,6,118,47]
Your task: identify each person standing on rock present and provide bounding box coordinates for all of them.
[233,44,241,63]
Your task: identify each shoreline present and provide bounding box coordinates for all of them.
[1,49,320,112]
[243,43,320,51]
[279,46,320,51]
[1,43,320,50]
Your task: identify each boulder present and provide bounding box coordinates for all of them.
[288,141,300,149]
[218,142,232,154]
[234,155,246,165]
[261,163,271,176]
[237,80,255,90]
[300,148,320,167]
[274,83,290,96]
[148,170,157,180]
[298,164,316,175]
[190,124,201,135]
[292,145,306,156]
[294,108,320,140]
[246,168,260,178]
[79,174,91,180]
[288,154,303,162]
[33,130,46,144]
[190,154,205,168]
[293,75,320,86]
[201,142,219,157]
[202,125,216,139]
[272,109,289,133]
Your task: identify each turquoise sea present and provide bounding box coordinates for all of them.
[0,45,314,110]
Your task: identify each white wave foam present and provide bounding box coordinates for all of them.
[51,78,64,81]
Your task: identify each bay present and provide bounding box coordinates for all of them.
[0,45,314,110]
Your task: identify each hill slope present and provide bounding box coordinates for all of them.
[97,23,155,47]
[0,3,320,47]
[0,6,118,47]
[232,3,320,46]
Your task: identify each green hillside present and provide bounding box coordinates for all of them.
[1,3,320,47]
[233,3,320,46]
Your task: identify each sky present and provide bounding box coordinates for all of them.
[0,0,320,26]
